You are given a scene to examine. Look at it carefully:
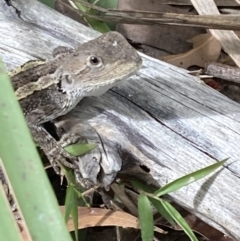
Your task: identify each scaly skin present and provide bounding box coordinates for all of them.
[11,32,142,172]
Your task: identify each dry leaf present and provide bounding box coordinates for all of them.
[61,206,139,230]
[19,206,166,241]
[190,0,240,68]
[61,206,165,234]
[161,33,221,69]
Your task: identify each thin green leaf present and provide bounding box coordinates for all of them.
[65,185,79,241]
[149,197,176,227]
[63,167,77,185]
[63,169,89,208]
[131,179,155,194]
[72,189,79,241]
[138,193,154,241]
[88,0,118,30]
[64,184,75,223]
[0,59,72,241]
[89,0,118,9]
[73,0,110,33]
[64,143,97,157]
[155,159,228,197]
[75,188,90,208]
[160,200,198,241]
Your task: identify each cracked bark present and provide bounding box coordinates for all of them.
[1,0,240,240]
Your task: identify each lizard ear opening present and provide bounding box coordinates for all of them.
[57,74,73,93]
[64,75,73,84]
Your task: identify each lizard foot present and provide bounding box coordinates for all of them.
[46,133,88,173]
[74,169,97,189]
[47,146,78,173]
[58,133,87,148]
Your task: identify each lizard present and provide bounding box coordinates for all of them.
[9,31,142,174]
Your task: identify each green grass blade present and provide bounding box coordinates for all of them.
[88,0,118,30]
[155,159,228,197]
[72,188,79,241]
[0,59,72,241]
[130,179,155,193]
[65,185,79,241]
[64,143,97,157]
[89,0,118,9]
[160,199,198,241]
[63,167,77,185]
[65,184,75,223]
[73,0,110,33]
[149,197,176,227]
[138,192,154,241]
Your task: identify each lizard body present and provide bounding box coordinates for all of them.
[11,31,142,171]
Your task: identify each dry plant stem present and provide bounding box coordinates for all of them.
[64,0,240,30]
[205,62,240,84]
[82,186,100,197]
[98,191,124,211]
[111,183,138,217]
[158,0,239,7]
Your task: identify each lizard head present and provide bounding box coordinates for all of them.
[54,32,142,97]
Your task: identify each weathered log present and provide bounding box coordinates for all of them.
[1,0,240,239]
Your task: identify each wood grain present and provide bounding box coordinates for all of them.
[1,0,240,240]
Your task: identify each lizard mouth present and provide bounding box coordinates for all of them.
[84,64,140,97]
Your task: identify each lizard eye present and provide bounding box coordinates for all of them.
[87,56,102,67]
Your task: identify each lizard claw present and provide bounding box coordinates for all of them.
[42,135,83,174]
[47,147,78,170]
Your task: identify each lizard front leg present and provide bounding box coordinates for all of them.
[28,123,77,173]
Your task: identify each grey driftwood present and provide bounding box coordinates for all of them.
[1,0,240,240]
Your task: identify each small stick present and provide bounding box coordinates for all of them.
[204,62,240,84]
